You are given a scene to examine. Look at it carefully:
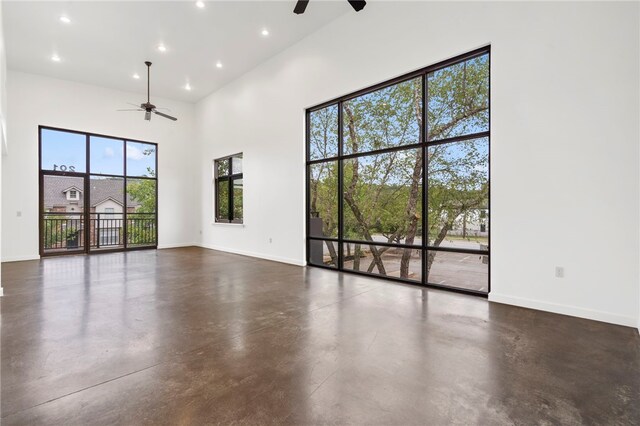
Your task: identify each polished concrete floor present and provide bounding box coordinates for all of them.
[1,247,639,425]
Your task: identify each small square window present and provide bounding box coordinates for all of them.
[67,189,80,201]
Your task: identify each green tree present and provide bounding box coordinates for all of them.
[127,168,157,213]
[310,54,489,279]
[309,106,340,264]
[127,164,157,245]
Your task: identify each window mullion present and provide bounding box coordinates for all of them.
[422,73,428,286]
[228,178,234,221]
[337,100,344,270]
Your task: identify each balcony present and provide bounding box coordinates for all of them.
[42,212,157,254]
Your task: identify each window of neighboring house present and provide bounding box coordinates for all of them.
[105,208,115,214]
[67,189,79,201]
[214,154,243,223]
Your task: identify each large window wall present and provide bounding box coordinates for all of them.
[39,126,158,255]
[306,47,490,295]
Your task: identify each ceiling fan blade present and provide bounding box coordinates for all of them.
[145,111,151,121]
[127,102,142,108]
[347,0,366,12]
[293,0,309,14]
[117,108,144,111]
[153,110,178,121]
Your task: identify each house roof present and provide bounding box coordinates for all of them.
[92,196,124,208]
[62,186,83,194]
[43,176,140,209]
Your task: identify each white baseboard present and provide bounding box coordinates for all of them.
[197,243,305,267]
[1,254,40,263]
[157,242,199,249]
[489,292,638,328]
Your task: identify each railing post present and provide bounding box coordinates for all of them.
[96,213,100,249]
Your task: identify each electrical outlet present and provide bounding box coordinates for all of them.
[555,266,564,278]
[269,237,273,244]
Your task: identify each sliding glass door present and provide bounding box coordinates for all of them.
[39,127,158,256]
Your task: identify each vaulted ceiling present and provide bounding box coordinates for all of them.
[3,1,348,102]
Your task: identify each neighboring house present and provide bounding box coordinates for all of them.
[43,175,141,213]
[43,176,142,247]
[450,207,489,237]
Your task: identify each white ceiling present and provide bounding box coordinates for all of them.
[3,1,349,103]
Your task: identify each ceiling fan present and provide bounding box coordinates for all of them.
[294,0,366,14]
[118,61,177,122]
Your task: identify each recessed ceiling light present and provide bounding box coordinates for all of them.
[157,44,167,53]
[261,28,270,37]
[59,16,71,24]
[216,61,223,69]
[133,73,140,79]
[51,54,61,62]
[185,83,192,91]
[195,1,205,8]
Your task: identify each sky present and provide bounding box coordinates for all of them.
[41,129,156,177]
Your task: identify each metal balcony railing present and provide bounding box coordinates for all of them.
[42,212,157,252]
[42,212,85,251]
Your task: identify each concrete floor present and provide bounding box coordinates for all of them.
[1,247,639,424]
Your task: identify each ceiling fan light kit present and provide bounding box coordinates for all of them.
[294,0,365,14]
[119,61,178,122]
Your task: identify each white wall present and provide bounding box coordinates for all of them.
[0,0,6,295]
[2,71,199,261]
[195,1,640,327]
[0,0,6,155]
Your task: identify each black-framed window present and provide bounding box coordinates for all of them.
[214,153,243,223]
[306,47,490,296]
[38,126,158,256]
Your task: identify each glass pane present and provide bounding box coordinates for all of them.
[309,162,338,238]
[89,176,124,250]
[309,105,338,160]
[40,128,86,172]
[90,136,124,175]
[426,250,488,292]
[126,141,156,177]
[41,175,85,253]
[217,180,229,220]
[126,178,157,246]
[309,240,338,268]
[427,54,489,141]
[343,243,421,281]
[231,155,243,174]
[427,137,488,251]
[343,77,421,155]
[233,178,243,221]
[217,159,229,177]
[343,148,422,245]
